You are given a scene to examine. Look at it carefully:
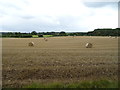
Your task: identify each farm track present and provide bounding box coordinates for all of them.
[2,36,118,88]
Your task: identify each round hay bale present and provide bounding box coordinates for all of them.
[45,39,48,41]
[85,43,92,48]
[44,38,48,41]
[112,37,116,39]
[109,36,112,38]
[114,36,118,38]
[28,42,34,47]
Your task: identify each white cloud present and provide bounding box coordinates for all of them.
[0,0,118,32]
[79,6,118,31]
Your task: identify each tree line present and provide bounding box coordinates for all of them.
[1,28,120,38]
[87,28,120,36]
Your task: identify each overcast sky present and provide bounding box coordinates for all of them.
[0,0,118,32]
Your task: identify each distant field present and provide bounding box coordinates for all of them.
[32,35,39,38]
[32,35,53,38]
[43,35,53,37]
[2,36,118,88]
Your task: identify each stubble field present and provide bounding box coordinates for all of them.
[2,36,118,88]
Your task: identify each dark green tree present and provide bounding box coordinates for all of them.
[59,31,66,36]
[31,31,37,35]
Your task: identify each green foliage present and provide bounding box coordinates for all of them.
[32,35,38,38]
[0,33,2,37]
[31,31,37,35]
[87,28,120,36]
[43,35,53,37]
[25,82,64,88]
[38,34,43,37]
[91,80,118,88]
[2,32,32,38]
[1,28,120,38]
[24,80,118,88]
[45,82,64,88]
[59,31,67,36]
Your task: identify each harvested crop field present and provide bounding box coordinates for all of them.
[2,36,119,88]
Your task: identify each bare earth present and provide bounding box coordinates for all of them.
[2,36,118,88]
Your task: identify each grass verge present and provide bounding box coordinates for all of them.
[24,80,118,88]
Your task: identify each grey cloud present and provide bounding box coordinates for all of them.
[0,0,29,11]
[119,1,120,9]
[21,16,35,19]
[0,0,30,17]
[1,13,94,32]
[0,2,22,10]
[1,15,88,32]
[58,16,81,27]
[84,2,118,8]
[22,0,30,5]
[0,10,7,17]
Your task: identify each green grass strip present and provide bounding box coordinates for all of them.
[24,80,118,88]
